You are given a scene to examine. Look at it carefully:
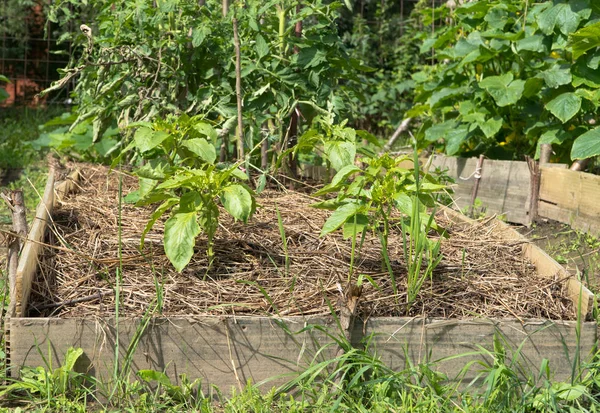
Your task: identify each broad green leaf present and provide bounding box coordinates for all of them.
[545,93,581,123]
[516,34,548,53]
[321,203,363,236]
[445,125,470,156]
[134,128,169,153]
[342,214,369,239]
[221,184,253,223]
[569,22,600,59]
[424,120,456,142]
[63,347,83,372]
[523,78,544,98]
[182,138,216,164]
[164,212,201,272]
[479,74,525,107]
[429,87,467,107]
[540,64,572,88]
[0,75,9,82]
[538,3,581,36]
[138,370,172,386]
[394,192,413,216]
[192,122,218,145]
[255,35,269,59]
[484,7,508,30]
[571,126,600,159]
[324,141,356,171]
[479,116,503,138]
[192,26,211,47]
[329,165,361,188]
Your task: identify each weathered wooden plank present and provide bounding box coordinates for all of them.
[539,167,600,237]
[10,316,596,392]
[431,156,532,225]
[14,169,55,317]
[538,201,600,237]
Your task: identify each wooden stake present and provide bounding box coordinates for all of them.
[222,0,229,17]
[381,117,412,153]
[1,190,28,318]
[539,143,551,165]
[570,159,589,171]
[285,4,303,179]
[526,156,540,225]
[468,155,485,218]
[233,14,244,161]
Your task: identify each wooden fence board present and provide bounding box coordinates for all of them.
[539,167,600,236]
[10,316,596,393]
[431,156,531,224]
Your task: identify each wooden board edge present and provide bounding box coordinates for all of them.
[14,168,55,317]
[54,169,82,207]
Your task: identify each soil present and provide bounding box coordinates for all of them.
[28,164,577,320]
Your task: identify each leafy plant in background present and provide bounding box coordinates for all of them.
[313,151,445,307]
[410,0,600,164]
[339,0,428,138]
[0,75,9,104]
[30,111,121,163]
[43,0,360,171]
[292,111,379,176]
[124,114,255,272]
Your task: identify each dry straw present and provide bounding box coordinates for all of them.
[30,164,573,320]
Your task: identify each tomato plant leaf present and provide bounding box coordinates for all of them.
[164,211,201,272]
[182,138,216,164]
[571,126,600,159]
[221,184,253,223]
[545,92,582,123]
[255,34,269,59]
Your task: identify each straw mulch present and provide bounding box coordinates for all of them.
[30,164,575,320]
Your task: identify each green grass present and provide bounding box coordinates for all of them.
[0,107,63,170]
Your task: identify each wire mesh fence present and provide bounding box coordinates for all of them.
[0,0,74,106]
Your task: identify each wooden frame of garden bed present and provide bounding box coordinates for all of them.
[6,167,598,393]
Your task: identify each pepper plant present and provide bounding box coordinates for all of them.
[313,151,445,308]
[124,114,255,272]
[409,0,600,163]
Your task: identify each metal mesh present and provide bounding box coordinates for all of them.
[0,0,73,106]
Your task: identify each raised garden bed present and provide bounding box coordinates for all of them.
[7,164,597,392]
